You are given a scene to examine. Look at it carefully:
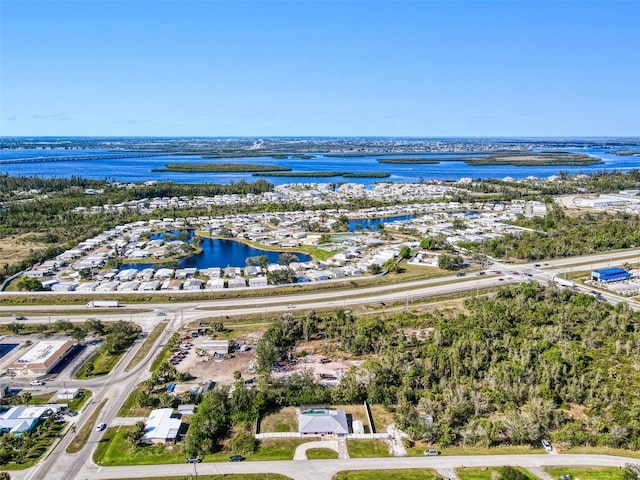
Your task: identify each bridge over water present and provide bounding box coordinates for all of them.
[0,152,170,164]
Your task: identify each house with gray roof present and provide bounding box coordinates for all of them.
[298,407,349,437]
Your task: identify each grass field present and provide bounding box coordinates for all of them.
[347,439,390,458]
[562,446,640,459]
[258,406,298,433]
[456,467,540,480]
[545,466,626,480]
[75,346,125,379]
[94,427,310,465]
[306,448,339,459]
[332,469,436,480]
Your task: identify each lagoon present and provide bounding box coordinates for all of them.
[348,215,416,231]
[121,237,311,271]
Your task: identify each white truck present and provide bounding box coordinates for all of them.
[86,300,120,308]
[553,277,576,289]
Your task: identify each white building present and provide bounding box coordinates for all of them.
[141,408,181,445]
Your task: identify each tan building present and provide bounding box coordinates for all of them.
[6,340,75,376]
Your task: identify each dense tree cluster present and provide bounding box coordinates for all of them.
[184,380,264,457]
[481,206,640,261]
[252,284,640,450]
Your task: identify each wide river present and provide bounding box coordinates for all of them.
[1,147,640,185]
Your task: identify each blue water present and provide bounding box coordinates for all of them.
[348,214,416,231]
[121,237,311,271]
[0,343,18,359]
[1,147,640,185]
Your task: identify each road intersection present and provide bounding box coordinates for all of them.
[2,248,640,479]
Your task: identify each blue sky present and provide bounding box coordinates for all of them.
[1,1,639,137]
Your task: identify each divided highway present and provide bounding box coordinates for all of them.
[2,247,640,479]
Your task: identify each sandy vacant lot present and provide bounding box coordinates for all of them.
[174,331,260,386]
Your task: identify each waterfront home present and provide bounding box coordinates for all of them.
[154,268,174,279]
[136,268,155,280]
[175,268,197,279]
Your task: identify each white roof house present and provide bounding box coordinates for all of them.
[298,408,349,437]
[141,408,181,445]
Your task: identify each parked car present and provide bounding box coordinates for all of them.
[229,455,245,462]
[96,423,106,431]
[186,458,202,463]
[541,439,552,452]
[424,449,440,456]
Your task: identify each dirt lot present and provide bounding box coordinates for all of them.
[173,331,260,386]
[0,234,45,269]
[271,352,360,386]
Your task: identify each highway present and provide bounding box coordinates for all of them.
[2,247,640,479]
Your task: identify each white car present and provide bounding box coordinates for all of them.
[541,439,552,451]
[29,380,44,386]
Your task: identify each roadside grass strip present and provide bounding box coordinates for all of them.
[545,466,626,480]
[332,470,437,480]
[456,467,540,480]
[66,399,107,454]
[125,321,168,372]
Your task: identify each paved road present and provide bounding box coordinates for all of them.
[2,247,639,325]
[17,314,180,480]
[81,453,638,480]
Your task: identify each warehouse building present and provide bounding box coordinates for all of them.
[5,340,75,376]
[591,268,632,283]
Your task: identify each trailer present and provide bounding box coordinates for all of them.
[86,300,120,308]
[553,277,576,289]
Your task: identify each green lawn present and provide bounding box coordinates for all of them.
[95,428,309,466]
[66,389,92,412]
[545,466,626,480]
[346,439,390,458]
[75,347,126,379]
[409,445,543,457]
[248,438,310,461]
[306,448,339,460]
[562,446,640,459]
[332,469,436,480]
[457,467,540,480]
[95,427,187,466]
[111,476,291,480]
[150,333,179,372]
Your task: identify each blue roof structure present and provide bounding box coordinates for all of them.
[591,268,631,282]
